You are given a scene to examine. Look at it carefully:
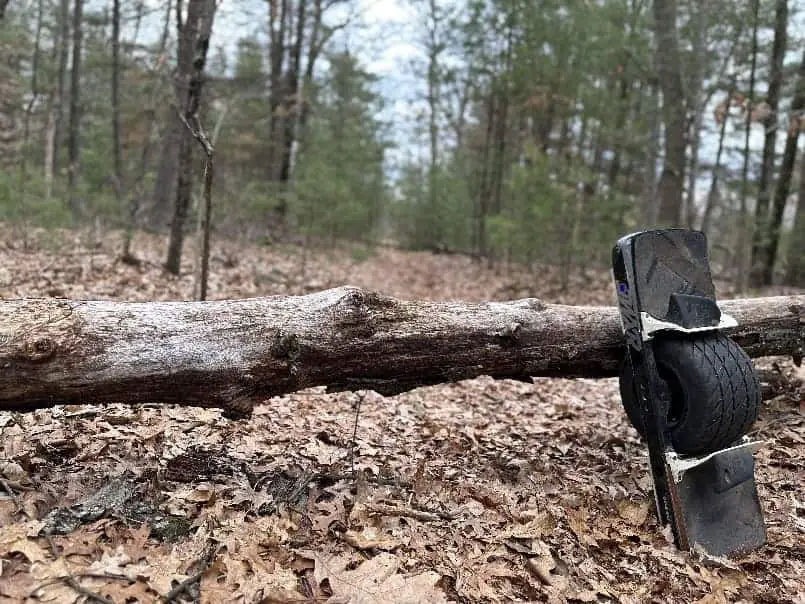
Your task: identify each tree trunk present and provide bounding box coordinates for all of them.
[758,48,805,286]
[642,82,661,225]
[46,0,71,195]
[491,7,516,227]
[19,0,43,201]
[423,0,443,247]
[121,0,171,260]
[607,74,630,193]
[750,0,788,287]
[165,0,217,275]
[701,83,734,235]
[148,0,189,232]
[784,156,805,285]
[0,0,9,19]
[277,0,306,187]
[147,115,182,230]
[426,0,440,174]
[576,130,603,271]
[268,0,288,183]
[0,12,21,171]
[474,92,496,258]
[737,0,760,293]
[652,0,686,226]
[682,3,705,230]
[0,289,801,416]
[66,0,83,218]
[536,98,554,153]
[684,111,702,229]
[491,91,509,218]
[111,0,123,205]
[298,0,321,133]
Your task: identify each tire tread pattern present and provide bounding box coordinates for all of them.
[619,334,761,455]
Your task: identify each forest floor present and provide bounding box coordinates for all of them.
[0,225,803,604]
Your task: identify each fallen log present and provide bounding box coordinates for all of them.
[0,287,802,416]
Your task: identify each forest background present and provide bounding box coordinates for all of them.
[2,0,805,292]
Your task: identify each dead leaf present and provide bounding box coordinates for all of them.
[0,521,48,563]
[501,512,554,539]
[0,460,32,486]
[86,546,150,579]
[342,527,401,551]
[567,507,598,547]
[0,537,48,564]
[617,500,649,526]
[310,551,447,603]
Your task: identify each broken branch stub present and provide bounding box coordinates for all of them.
[0,287,802,416]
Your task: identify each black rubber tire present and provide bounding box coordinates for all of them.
[618,333,761,456]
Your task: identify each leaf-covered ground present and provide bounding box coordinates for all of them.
[0,226,803,603]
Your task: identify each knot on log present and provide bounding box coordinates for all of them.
[22,337,57,362]
[494,322,521,345]
[272,331,301,362]
[526,298,547,312]
[508,298,546,312]
[336,288,396,314]
[332,287,397,337]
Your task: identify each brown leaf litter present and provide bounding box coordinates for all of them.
[0,225,803,603]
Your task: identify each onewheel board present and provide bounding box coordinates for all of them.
[611,229,766,558]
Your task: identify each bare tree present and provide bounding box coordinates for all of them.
[423,0,443,174]
[122,0,172,262]
[784,155,805,286]
[165,0,218,275]
[0,7,21,171]
[111,0,123,204]
[685,19,743,230]
[180,114,215,301]
[44,0,71,199]
[750,0,788,287]
[758,48,805,285]
[414,0,450,247]
[294,0,351,164]
[19,0,44,199]
[736,0,760,292]
[148,1,189,233]
[267,0,288,185]
[278,0,306,185]
[66,0,84,217]
[701,82,735,235]
[652,0,686,226]
[682,5,705,229]
[642,82,661,225]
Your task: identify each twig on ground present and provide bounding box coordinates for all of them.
[350,392,365,481]
[0,476,23,513]
[163,570,205,603]
[42,536,115,604]
[317,472,412,489]
[163,538,219,603]
[59,578,115,604]
[364,502,458,522]
[39,572,136,584]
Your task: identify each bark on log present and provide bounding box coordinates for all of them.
[0,287,802,416]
